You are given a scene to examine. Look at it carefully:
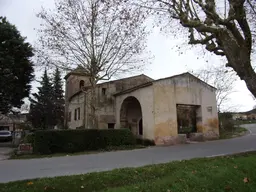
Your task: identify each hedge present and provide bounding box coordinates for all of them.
[23,133,35,143]
[33,129,136,154]
[136,138,155,146]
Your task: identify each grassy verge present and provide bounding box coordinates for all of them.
[219,126,248,139]
[233,120,256,125]
[1,152,256,192]
[9,145,146,160]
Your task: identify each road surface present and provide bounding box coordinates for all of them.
[0,124,256,183]
[0,147,12,161]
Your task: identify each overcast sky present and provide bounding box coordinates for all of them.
[0,0,255,112]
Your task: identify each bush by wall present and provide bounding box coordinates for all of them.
[136,138,155,146]
[219,112,235,131]
[23,133,35,144]
[33,129,136,154]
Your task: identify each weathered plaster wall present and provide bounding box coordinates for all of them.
[66,72,218,144]
[153,74,218,145]
[153,79,177,145]
[65,74,91,126]
[95,83,116,129]
[199,81,219,139]
[67,93,84,129]
[66,74,152,129]
[65,75,91,101]
[115,85,154,140]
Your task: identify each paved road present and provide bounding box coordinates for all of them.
[0,147,12,161]
[0,124,256,183]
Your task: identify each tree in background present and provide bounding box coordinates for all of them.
[190,64,238,112]
[0,16,34,114]
[36,0,148,128]
[52,67,64,128]
[29,69,54,129]
[138,0,256,99]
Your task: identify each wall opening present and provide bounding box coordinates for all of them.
[120,96,142,136]
[68,112,71,122]
[79,80,85,89]
[102,88,106,96]
[176,104,200,136]
[108,123,115,129]
[138,118,143,135]
[0,126,9,131]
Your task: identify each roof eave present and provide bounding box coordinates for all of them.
[114,82,153,97]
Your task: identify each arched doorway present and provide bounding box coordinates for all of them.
[120,96,142,136]
[138,118,143,135]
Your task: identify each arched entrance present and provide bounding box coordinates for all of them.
[138,118,143,135]
[120,96,143,136]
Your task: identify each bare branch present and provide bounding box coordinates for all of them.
[137,0,256,98]
[36,0,149,128]
[190,64,237,112]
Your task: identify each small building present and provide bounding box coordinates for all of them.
[0,113,28,131]
[231,113,247,120]
[247,113,256,120]
[65,70,219,145]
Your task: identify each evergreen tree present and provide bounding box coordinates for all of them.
[52,67,64,128]
[0,17,34,114]
[29,69,54,129]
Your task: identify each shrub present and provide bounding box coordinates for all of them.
[23,133,35,144]
[219,112,235,132]
[136,138,155,146]
[33,129,136,154]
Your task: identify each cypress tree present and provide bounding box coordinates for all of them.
[52,67,64,128]
[29,69,54,129]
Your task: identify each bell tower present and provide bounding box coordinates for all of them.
[64,67,91,127]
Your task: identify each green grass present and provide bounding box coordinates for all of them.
[1,152,256,192]
[233,120,256,125]
[9,145,146,160]
[219,126,247,139]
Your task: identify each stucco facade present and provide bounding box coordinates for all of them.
[65,71,219,145]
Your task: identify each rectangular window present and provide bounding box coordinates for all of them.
[0,126,9,131]
[74,109,77,121]
[108,123,115,129]
[102,88,106,96]
[68,112,71,122]
[77,108,80,120]
[74,108,80,121]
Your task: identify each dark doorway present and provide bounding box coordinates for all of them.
[139,118,143,135]
[177,104,199,135]
[0,126,9,131]
[108,123,115,129]
[120,96,142,136]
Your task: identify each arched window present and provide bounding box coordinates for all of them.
[79,80,85,89]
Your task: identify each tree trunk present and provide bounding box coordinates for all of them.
[90,78,98,129]
[219,31,256,98]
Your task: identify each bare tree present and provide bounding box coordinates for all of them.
[190,64,237,112]
[36,0,148,128]
[137,0,256,99]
